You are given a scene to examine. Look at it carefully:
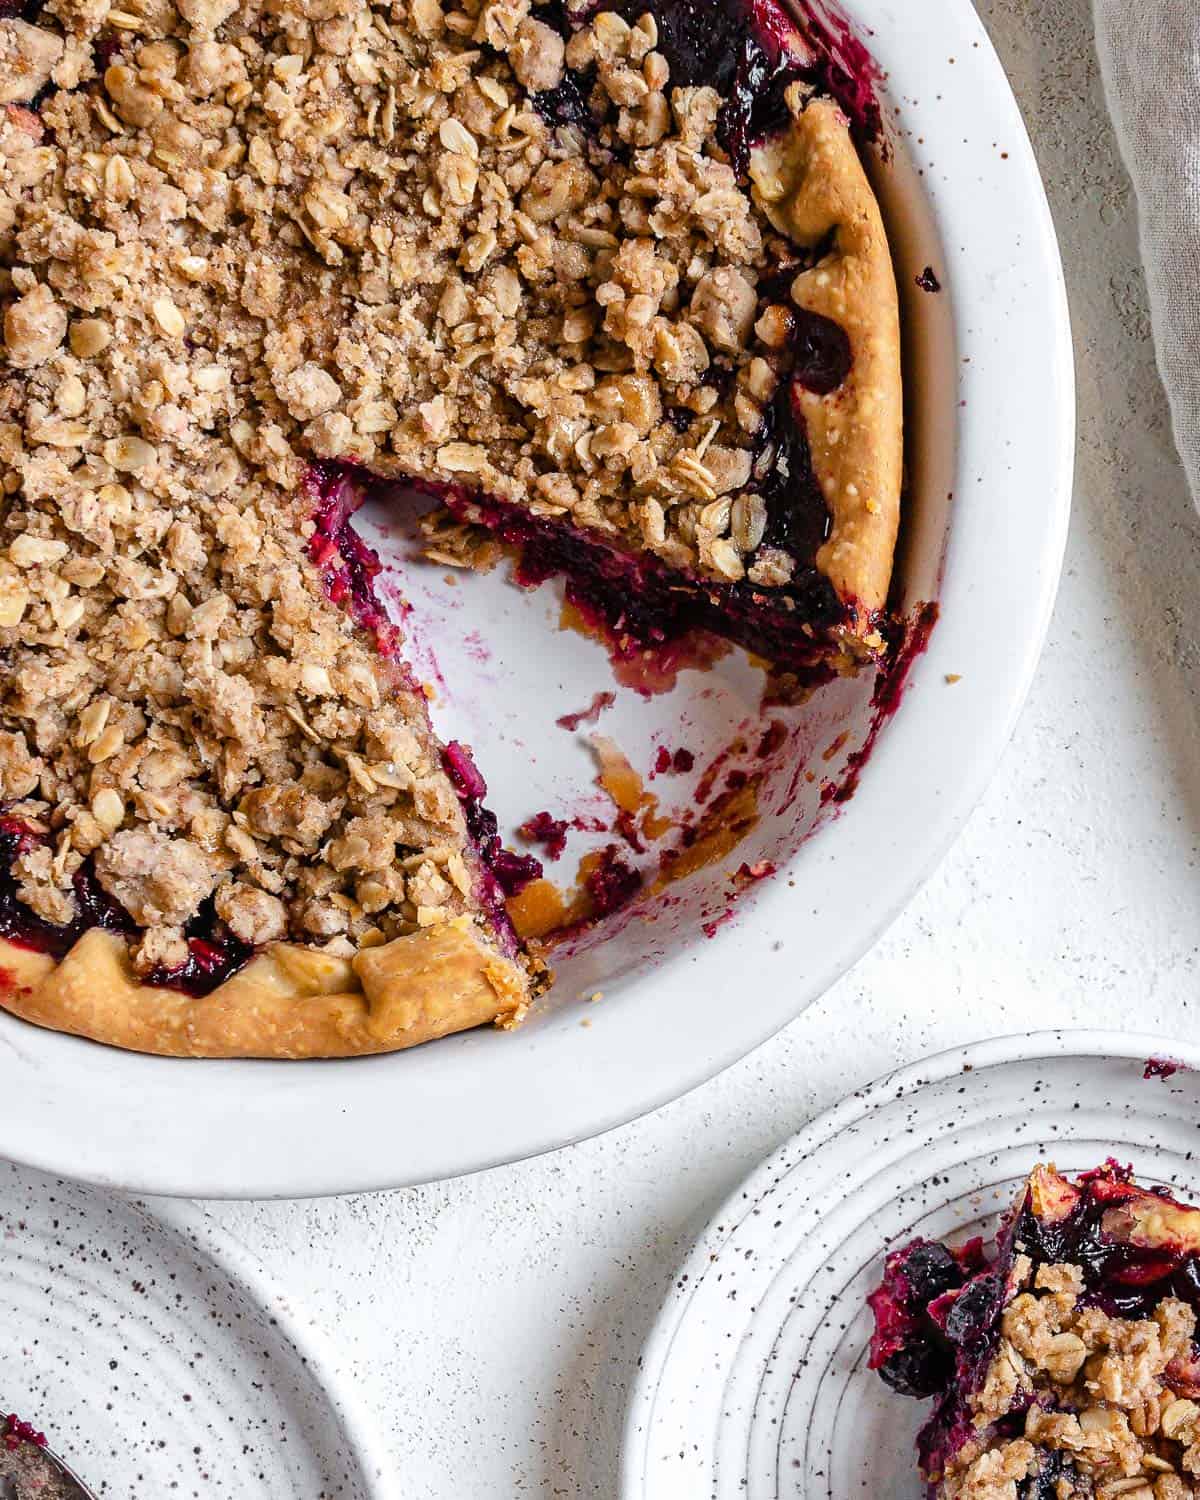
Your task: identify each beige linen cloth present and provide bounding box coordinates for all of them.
[1094,1,1200,502]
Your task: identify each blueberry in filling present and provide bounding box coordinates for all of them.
[790,309,854,396]
[527,0,879,173]
[1018,1450,1075,1500]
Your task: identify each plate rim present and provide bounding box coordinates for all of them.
[0,1170,398,1495]
[153,1197,400,1499]
[619,1027,1200,1499]
[0,0,1077,1198]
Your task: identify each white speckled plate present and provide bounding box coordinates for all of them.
[621,1031,1200,1500]
[0,1165,393,1498]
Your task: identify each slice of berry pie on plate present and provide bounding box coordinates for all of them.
[871,1163,1200,1499]
[0,0,901,1055]
[1,1412,90,1500]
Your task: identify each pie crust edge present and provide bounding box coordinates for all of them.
[0,918,530,1058]
[751,88,903,621]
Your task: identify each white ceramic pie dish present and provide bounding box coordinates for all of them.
[0,0,1073,1197]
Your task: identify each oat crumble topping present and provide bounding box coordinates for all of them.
[948,1264,1200,1499]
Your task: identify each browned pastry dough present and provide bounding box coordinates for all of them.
[0,918,529,1058]
[751,87,903,618]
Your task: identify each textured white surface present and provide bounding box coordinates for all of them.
[9,0,1200,1493]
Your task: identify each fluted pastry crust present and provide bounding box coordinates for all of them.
[0,917,528,1057]
[751,88,903,619]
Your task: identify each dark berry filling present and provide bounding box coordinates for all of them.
[142,907,253,997]
[1007,1167,1200,1322]
[820,602,938,808]
[772,0,883,143]
[530,0,881,168]
[518,811,571,861]
[870,1165,1200,1485]
[615,0,803,173]
[1019,1451,1074,1500]
[307,463,404,659]
[0,0,46,23]
[790,309,854,395]
[438,482,853,683]
[308,465,541,953]
[751,375,833,565]
[871,1219,1029,1481]
[0,817,252,997]
[2,1414,47,1452]
[443,741,541,951]
[0,818,132,961]
[868,1237,981,1400]
[531,49,597,135]
[652,745,694,775]
[583,843,642,918]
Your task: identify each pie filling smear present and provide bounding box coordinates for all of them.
[870,1164,1200,1500]
[0,0,901,1056]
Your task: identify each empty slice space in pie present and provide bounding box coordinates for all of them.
[0,0,902,1057]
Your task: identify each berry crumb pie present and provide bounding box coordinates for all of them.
[870,1163,1200,1500]
[1,1411,76,1500]
[0,0,901,1056]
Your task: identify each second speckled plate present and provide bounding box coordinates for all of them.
[0,1165,392,1498]
[620,1030,1200,1500]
